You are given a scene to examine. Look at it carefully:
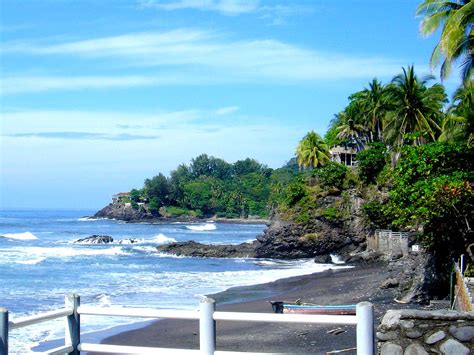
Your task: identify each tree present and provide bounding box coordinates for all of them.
[351,78,389,142]
[417,0,473,83]
[335,114,368,151]
[384,66,447,147]
[190,154,232,179]
[144,173,170,207]
[295,131,330,169]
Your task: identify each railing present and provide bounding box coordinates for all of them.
[0,295,374,355]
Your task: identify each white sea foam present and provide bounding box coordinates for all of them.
[186,223,216,231]
[330,254,346,264]
[1,232,38,240]
[4,246,129,265]
[148,234,177,244]
[97,294,112,307]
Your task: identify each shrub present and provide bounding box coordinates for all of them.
[314,162,348,189]
[356,142,388,184]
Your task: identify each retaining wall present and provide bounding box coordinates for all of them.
[377,309,474,354]
[367,230,409,257]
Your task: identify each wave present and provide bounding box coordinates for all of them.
[1,231,38,240]
[330,254,346,264]
[185,223,216,231]
[148,234,177,244]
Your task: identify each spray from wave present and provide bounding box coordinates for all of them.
[1,232,38,240]
[185,223,216,231]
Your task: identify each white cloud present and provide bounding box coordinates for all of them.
[215,106,239,115]
[141,0,260,15]
[2,29,425,94]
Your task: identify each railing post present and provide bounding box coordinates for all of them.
[200,297,216,355]
[356,302,374,355]
[65,294,80,355]
[0,308,8,355]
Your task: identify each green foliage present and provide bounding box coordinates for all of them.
[296,131,330,169]
[285,181,307,207]
[160,206,202,218]
[356,142,388,184]
[386,142,474,265]
[320,207,340,221]
[314,162,348,189]
[144,173,170,208]
[362,200,390,228]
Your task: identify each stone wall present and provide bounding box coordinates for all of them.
[367,230,409,257]
[377,309,474,354]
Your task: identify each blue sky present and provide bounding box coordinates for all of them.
[0,0,455,209]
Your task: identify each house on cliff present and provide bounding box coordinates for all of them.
[112,192,130,204]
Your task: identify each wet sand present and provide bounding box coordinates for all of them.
[98,264,405,354]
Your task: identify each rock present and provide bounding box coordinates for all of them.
[406,330,423,339]
[75,235,114,244]
[381,310,402,330]
[117,238,139,244]
[439,338,469,355]
[381,278,400,289]
[380,342,403,355]
[404,344,429,355]
[399,320,415,329]
[377,331,399,341]
[157,240,256,258]
[94,202,152,221]
[425,330,446,345]
[314,254,332,264]
[449,325,474,341]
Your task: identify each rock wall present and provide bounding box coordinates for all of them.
[94,203,152,221]
[377,309,474,354]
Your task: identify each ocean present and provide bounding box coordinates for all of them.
[0,209,340,353]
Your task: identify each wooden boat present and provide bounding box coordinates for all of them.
[270,301,356,315]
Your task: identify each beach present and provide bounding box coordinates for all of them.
[100,262,410,354]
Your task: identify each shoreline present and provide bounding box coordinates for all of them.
[98,262,415,354]
[84,215,270,225]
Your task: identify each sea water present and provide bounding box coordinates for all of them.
[0,210,341,354]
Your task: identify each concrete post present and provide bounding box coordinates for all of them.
[0,308,8,355]
[65,294,80,355]
[200,297,216,355]
[356,302,374,355]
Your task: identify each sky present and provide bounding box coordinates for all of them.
[0,0,457,209]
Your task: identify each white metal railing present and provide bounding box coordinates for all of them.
[0,294,375,355]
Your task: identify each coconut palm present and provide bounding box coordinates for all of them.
[295,131,330,169]
[445,81,474,143]
[335,112,368,151]
[417,0,473,83]
[350,78,389,142]
[384,66,447,147]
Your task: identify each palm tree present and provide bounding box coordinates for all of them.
[444,81,474,144]
[335,112,368,151]
[417,0,473,83]
[353,79,389,142]
[295,131,330,169]
[384,66,447,147]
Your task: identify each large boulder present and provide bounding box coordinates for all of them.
[157,240,256,258]
[94,203,152,221]
[75,235,114,244]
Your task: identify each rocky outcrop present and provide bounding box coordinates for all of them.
[75,235,114,244]
[94,203,152,221]
[253,218,364,260]
[157,240,255,258]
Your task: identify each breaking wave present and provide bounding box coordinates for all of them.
[1,232,38,240]
[186,223,216,231]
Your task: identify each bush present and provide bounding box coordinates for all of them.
[356,142,388,184]
[314,162,348,189]
[320,207,340,221]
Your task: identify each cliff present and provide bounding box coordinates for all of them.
[94,203,152,221]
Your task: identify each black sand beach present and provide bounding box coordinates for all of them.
[98,263,413,354]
